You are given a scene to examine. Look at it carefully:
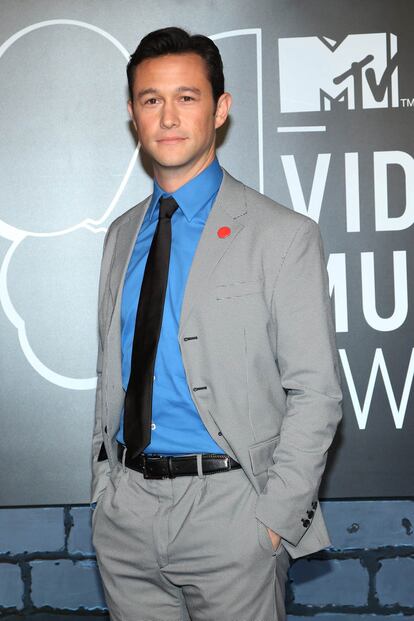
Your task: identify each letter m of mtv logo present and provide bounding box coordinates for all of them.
[278,33,398,113]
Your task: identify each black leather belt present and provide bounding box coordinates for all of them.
[117,444,241,479]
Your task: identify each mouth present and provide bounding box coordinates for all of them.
[156,137,187,144]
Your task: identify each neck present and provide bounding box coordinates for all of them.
[153,150,216,194]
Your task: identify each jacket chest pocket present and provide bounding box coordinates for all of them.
[214,279,264,301]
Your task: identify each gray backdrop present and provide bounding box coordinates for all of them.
[1,0,412,504]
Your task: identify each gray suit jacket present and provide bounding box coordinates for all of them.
[91,169,342,559]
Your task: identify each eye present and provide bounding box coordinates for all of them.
[181,95,194,102]
[145,97,158,105]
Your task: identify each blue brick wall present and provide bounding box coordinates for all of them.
[0,500,412,618]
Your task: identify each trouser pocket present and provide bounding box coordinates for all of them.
[256,518,285,556]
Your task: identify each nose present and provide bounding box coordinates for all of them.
[160,100,179,129]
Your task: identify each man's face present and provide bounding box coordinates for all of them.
[128,52,231,179]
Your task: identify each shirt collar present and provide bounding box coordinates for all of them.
[148,157,223,223]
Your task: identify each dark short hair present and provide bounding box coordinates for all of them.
[127,27,224,105]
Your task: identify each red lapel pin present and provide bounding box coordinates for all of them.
[217,226,231,239]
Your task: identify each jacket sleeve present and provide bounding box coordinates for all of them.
[255,218,342,546]
[90,225,116,504]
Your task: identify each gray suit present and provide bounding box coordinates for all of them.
[91,168,342,564]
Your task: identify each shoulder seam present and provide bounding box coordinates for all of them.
[270,218,311,308]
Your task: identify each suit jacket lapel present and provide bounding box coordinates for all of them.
[107,197,151,336]
[179,170,248,334]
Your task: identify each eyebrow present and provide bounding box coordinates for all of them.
[137,86,202,98]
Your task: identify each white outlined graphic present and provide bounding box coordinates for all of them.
[0,20,137,390]
[0,19,138,241]
[0,23,264,390]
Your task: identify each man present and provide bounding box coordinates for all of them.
[91,26,342,621]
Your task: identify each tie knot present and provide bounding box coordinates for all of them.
[159,196,178,220]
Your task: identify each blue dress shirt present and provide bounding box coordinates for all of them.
[117,158,225,455]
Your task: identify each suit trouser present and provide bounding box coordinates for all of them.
[92,460,291,621]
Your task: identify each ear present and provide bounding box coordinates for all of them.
[214,92,232,130]
[127,100,138,133]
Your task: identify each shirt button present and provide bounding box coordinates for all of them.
[151,423,156,430]
[153,375,156,381]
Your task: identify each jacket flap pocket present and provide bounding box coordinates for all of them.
[249,435,280,475]
[215,279,264,300]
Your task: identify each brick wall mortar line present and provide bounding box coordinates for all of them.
[288,603,414,615]
[0,610,109,618]
[0,546,412,564]
[306,546,414,559]
[63,507,74,552]
[0,553,96,563]
[20,561,32,610]
[360,553,382,608]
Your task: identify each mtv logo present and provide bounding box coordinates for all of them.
[278,33,399,113]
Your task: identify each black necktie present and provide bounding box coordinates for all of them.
[124,196,179,458]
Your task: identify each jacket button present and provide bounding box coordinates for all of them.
[307,510,314,519]
[218,431,223,436]
[312,501,317,510]
[301,518,310,527]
